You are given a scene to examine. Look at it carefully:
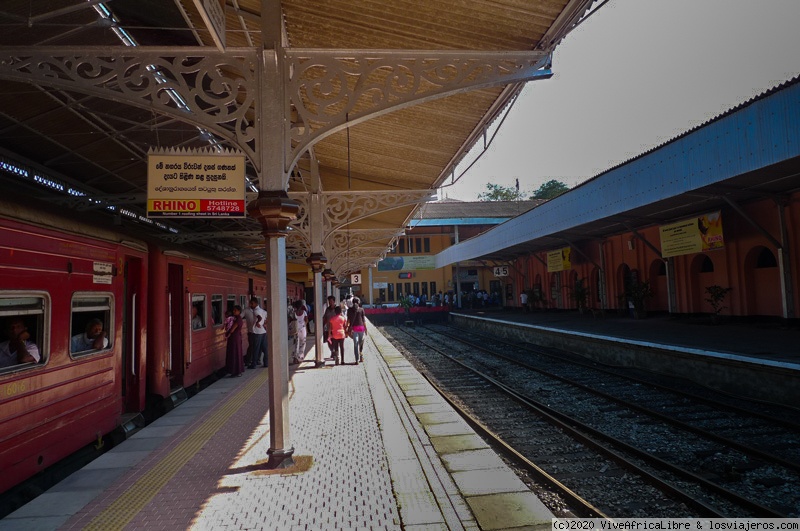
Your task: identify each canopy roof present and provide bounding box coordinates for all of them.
[0,0,596,276]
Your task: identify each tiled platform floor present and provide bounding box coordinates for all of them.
[1,323,553,531]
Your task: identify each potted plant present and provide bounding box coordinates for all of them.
[572,278,589,314]
[398,294,414,321]
[625,280,653,319]
[704,285,732,324]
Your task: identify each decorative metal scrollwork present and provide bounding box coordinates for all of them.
[286,49,549,168]
[0,47,260,169]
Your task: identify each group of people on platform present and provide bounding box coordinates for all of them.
[319,294,367,366]
[223,298,268,377]
[222,293,368,376]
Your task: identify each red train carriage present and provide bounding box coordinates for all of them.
[146,248,255,398]
[0,199,306,495]
[0,201,148,495]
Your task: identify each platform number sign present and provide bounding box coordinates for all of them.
[493,266,509,277]
[350,273,362,285]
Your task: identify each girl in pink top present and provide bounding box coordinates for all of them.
[328,305,347,365]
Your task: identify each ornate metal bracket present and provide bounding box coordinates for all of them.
[286,49,551,170]
[288,189,434,245]
[0,47,260,169]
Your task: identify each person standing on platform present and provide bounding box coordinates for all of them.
[322,295,337,358]
[520,290,528,313]
[346,297,367,364]
[224,305,244,377]
[328,305,347,365]
[245,297,267,368]
[290,300,308,365]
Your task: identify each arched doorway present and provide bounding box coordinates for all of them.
[744,246,781,316]
[649,260,668,312]
[616,263,632,310]
[690,254,715,313]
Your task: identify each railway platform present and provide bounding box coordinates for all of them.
[449,309,800,407]
[1,324,553,531]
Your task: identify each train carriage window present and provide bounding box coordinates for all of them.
[191,294,206,330]
[70,294,112,356]
[227,295,236,314]
[0,294,47,372]
[240,295,247,308]
[211,295,223,326]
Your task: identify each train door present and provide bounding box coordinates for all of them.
[167,264,185,387]
[123,256,144,412]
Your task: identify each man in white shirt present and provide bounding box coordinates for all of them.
[71,318,109,353]
[245,297,268,368]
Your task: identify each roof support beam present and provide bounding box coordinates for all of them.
[621,223,664,260]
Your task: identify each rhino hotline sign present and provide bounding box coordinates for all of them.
[147,148,246,218]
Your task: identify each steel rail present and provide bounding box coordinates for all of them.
[390,325,786,518]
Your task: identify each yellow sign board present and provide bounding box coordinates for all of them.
[659,211,724,258]
[546,247,571,272]
[147,148,246,218]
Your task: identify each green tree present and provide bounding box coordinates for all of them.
[532,179,570,199]
[477,182,529,201]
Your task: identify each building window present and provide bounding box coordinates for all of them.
[405,282,411,295]
[398,239,405,254]
[413,282,419,296]
[378,288,386,303]
[423,238,430,253]
[421,283,428,297]
[0,293,47,371]
[70,294,112,356]
[700,256,714,273]
[396,283,403,298]
[387,283,395,302]
[756,248,778,268]
[415,238,422,254]
[430,282,436,295]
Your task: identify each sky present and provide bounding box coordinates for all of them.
[439,0,800,201]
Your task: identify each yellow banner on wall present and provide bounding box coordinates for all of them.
[147,148,246,218]
[659,211,724,258]
[546,247,571,272]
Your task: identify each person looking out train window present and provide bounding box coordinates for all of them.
[0,317,40,367]
[191,304,204,330]
[71,318,109,353]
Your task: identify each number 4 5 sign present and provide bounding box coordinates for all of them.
[350,273,362,285]
[493,266,509,277]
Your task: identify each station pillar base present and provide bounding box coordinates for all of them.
[266,446,295,469]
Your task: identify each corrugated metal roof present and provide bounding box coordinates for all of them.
[0,0,595,272]
[418,199,544,219]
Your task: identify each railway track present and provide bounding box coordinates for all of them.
[379,324,800,518]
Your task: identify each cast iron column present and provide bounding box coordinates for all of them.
[248,191,299,468]
[307,253,327,367]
